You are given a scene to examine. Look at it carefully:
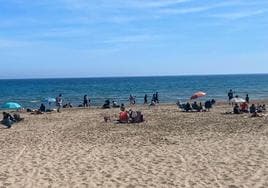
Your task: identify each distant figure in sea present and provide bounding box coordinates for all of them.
[233,103,241,114]
[144,94,148,104]
[245,94,249,103]
[56,94,63,112]
[228,89,234,104]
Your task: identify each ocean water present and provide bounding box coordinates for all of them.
[0,74,268,108]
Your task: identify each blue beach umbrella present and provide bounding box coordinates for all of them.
[2,102,22,109]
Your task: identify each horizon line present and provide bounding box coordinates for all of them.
[0,72,268,80]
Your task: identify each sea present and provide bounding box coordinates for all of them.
[0,74,268,109]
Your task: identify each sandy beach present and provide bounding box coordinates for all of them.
[0,103,268,188]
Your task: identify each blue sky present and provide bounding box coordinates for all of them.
[0,0,268,78]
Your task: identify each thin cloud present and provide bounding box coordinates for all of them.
[60,0,191,10]
[212,9,267,20]
[103,34,160,44]
[157,1,259,15]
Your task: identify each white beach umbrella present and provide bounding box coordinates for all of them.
[231,97,245,103]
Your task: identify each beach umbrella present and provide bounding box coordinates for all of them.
[1,102,22,109]
[191,91,206,100]
[42,97,56,103]
[231,97,245,103]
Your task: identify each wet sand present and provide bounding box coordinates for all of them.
[0,103,268,187]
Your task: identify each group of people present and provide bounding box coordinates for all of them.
[227,89,267,117]
[177,99,216,112]
[103,104,144,124]
[228,89,250,104]
[102,100,121,109]
[118,106,144,124]
[1,112,23,128]
[233,102,266,116]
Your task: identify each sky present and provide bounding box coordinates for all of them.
[0,0,268,78]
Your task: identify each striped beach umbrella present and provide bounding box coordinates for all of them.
[190,91,206,100]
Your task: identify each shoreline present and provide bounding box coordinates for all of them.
[3,98,268,111]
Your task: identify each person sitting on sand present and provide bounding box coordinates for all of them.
[149,100,156,106]
[205,100,212,111]
[118,109,129,123]
[13,113,24,122]
[63,103,73,108]
[199,102,203,112]
[249,104,256,114]
[176,100,183,108]
[39,103,46,112]
[120,103,125,111]
[233,103,241,114]
[211,99,216,105]
[185,102,192,112]
[192,101,200,111]
[129,109,144,123]
[112,101,120,108]
[1,112,16,128]
[257,105,261,112]
[240,102,249,113]
[102,99,111,109]
[262,104,266,112]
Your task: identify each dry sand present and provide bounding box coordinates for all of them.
[0,103,268,188]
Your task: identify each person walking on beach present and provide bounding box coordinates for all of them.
[56,94,63,112]
[152,93,156,103]
[245,94,249,103]
[129,95,135,105]
[144,94,148,104]
[83,95,89,107]
[155,92,159,103]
